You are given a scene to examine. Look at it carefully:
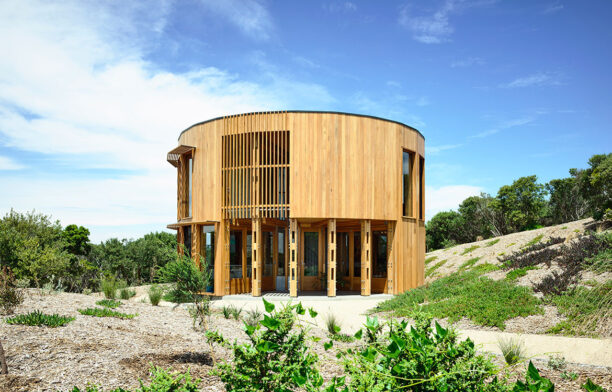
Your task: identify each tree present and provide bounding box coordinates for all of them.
[125,232,177,284]
[546,177,588,224]
[425,211,465,251]
[573,153,612,220]
[458,195,495,241]
[62,224,91,256]
[492,175,547,233]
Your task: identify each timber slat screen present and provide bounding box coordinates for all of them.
[221,113,290,220]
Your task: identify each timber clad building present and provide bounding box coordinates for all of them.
[167,111,425,297]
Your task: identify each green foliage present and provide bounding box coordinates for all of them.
[6,310,74,327]
[101,276,118,299]
[513,361,554,392]
[582,378,605,392]
[230,304,243,320]
[547,355,566,371]
[78,307,136,319]
[0,266,25,314]
[546,177,588,224]
[324,312,342,335]
[505,266,537,282]
[63,224,91,256]
[497,336,525,365]
[148,284,164,306]
[425,211,466,251]
[471,263,500,274]
[209,299,329,392]
[493,175,548,233]
[522,234,543,249]
[188,295,212,331]
[344,314,508,391]
[67,367,200,392]
[222,305,232,319]
[244,308,262,327]
[120,287,136,300]
[461,245,480,255]
[560,371,578,381]
[584,232,612,273]
[158,251,209,303]
[459,257,480,271]
[545,281,611,337]
[96,299,122,308]
[375,271,543,329]
[486,238,500,247]
[573,153,612,220]
[424,256,437,265]
[425,259,447,277]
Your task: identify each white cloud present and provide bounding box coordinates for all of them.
[471,116,535,138]
[425,185,482,220]
[0,156,25,170]
[543,3,564,14]
[0,0,333,241]
[451,56,484,68]
[323,1,357,13]
[428,144,462,154]
[198,0,274,41]
[399,1,456,44]
[500,72,562,88]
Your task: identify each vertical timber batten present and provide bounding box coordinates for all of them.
[252,218,262,296]
[289,218,298,297]
[327,219,336,297]
[361,220,371,296]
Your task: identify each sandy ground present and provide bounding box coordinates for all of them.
[0,290,610,391]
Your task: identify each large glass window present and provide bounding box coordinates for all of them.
[246,233,252,277]
[419,156,425,220]
[263,232,274,277]
[372,231,387,278]
[188,156,193,217]
[337,233,349,277]
[354,232,361,277]
[183,226,192,257]
[202,226,215,291]
[277,229,285,276]
[230,232,242,278]
[304,232,318,276]
[403,150,414,217]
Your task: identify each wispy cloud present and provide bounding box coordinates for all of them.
[471,116,535,138]
[198,0,274,41]
[323,1,357,13]
[416,96,431,107]
[293,56,320,69]
[428,144,462,154]
[451,56,484,68]
[543,2,564,14]
[0,156,25,170]
[500,72,562,88]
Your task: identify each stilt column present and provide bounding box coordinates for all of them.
[289,218,298,297]
[252,218,262,297]
[387,221,395,294]
[361,220,371,296]
[223,220,230,295]
[327,219,337,297]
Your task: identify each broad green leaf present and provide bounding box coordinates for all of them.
[295,302,305,315]
[262,298,275,313]
[308,307,318,318]
[260,314,281,330]
[324,340,333,350]
[333,325,341,333]
[353,329,363,339]
[527,361,542,381]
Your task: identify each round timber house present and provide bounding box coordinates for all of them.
[167,111,425,297]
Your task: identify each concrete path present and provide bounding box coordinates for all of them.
[212,293,612,367]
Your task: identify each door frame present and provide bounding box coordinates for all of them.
[299,228,324,291]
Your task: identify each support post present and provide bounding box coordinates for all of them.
[252,218,262,297]
[361,220,371,296]
[193,224,201,269]
[224,220,230,295]
[387,221,395,294]
[289,218,298,297]
[327,219,336,297]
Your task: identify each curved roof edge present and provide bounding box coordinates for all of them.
[177,110,424,141]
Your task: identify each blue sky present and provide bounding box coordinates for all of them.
[0,0,610,242]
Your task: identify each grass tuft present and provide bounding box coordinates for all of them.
[505,266,538,282]
[459,257,481,271]
[120,287,136,300]
[96,299,122,308]
[498,336,525,365]
[148,284,164,306]
[425,256,438,265]
[78,307,136,319]
[486,239,500,247]
[425,259,447,277]
[522,234,544,249]
[461,245,480,255]
[6,310,74,327]
[324,312,342,335]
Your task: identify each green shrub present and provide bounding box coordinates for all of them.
[0,266,25,314]
[67,366,200,391]
[459,256,480,271]
[221,305,231,319]
[324,312,342,335]
[101,276,118,299]
[96,299,122,308]
[547,354,566,371]
[78,307,136,319]
[6,310,74,327]
[230,304,243,320]
[522,234,544,249]
[188,295,212,331]
[425,259,447,277]
[208,299,328,391]
[497,335,525,365]
[505,266,538,282]
[159,252,209,303]
[486,238,500,247]
[244,308,262,327]
[148,284,164,306]
[471,263,500,274]
[461,245,480,255]
[120,287,136,300]
[374,270,543,329]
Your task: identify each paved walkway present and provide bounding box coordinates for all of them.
[212,293,612,367]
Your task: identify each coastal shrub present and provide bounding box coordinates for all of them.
[159,251,209,303]
[101,276,118,299]
[148,284,163,306]
[67,366,199,392]
[6,310,74,327]
[425,259,447,277]
[244,308,262,327]
[324,312,341,335]
[499,237,564,270]
[497,336,525,365]
[120,287,136,300]
[96,299,122,308]
[0,266,25,314]
[78,307,136,319]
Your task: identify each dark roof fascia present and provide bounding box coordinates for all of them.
[176,110,425,141]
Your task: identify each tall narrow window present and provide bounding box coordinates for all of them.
[353,232,361,277]
[402,150,414,217]
[230,232,242,278]
[419,156,425,220]
[188,156,193,217]
[263,232,274,277]
[184,226,192,257]
[372,231,387,278]
[277,229,285,276]
[203,225,215,291]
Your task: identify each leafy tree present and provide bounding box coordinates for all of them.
[88,238,131,282]
[63,224,91,256]
[492,175,547,233]
[573,153,612,220]
[546,177,588,224]
[425,211,465,251]
[458,195,494,241]
[125,232,177,284]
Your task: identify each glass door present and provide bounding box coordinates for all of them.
[301,230,321,290]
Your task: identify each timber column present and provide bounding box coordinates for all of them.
[223,220,230,295]
[386,221,395,294]
[361,220,371,296]
[327,219,337,297]
[252,218,262,296]
[289,218,298,297]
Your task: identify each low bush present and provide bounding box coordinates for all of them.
[461,244,480,255]
[499,237,564,270]
[188,295,211,331]
[425,259,447,277]
[148,284,163,306]
[0,266,25,314]
[6,310,74,327]
[158,252,210,303]
[120,287,136,300]
[497,335,525,365]
[374,270,543,329]
[101,277,118,299]
[67,366,199,392]
[486,238,500,247]
[96,299,122,308]
[505,266,538,282]
[547,354,566,371]
[78,307,136,319]
[424,255,437,265]
[459,256,480,271]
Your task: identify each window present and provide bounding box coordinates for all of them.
[183,226,192,257]
[354,232,361,277]
[230,231,242,278]
[403,150,414,217]
[263,232,274,277]
[202,225,215,291]
[419,156,425,220]
[246,233,252,277]
[277,229,285,276]
[304,232,318,276]
[372,231,387,278]
[336,232,349,277]
[188,156,193,217]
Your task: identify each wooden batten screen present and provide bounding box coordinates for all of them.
[221,112,290,220]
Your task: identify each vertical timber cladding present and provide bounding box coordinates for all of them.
[221,112,290,220]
